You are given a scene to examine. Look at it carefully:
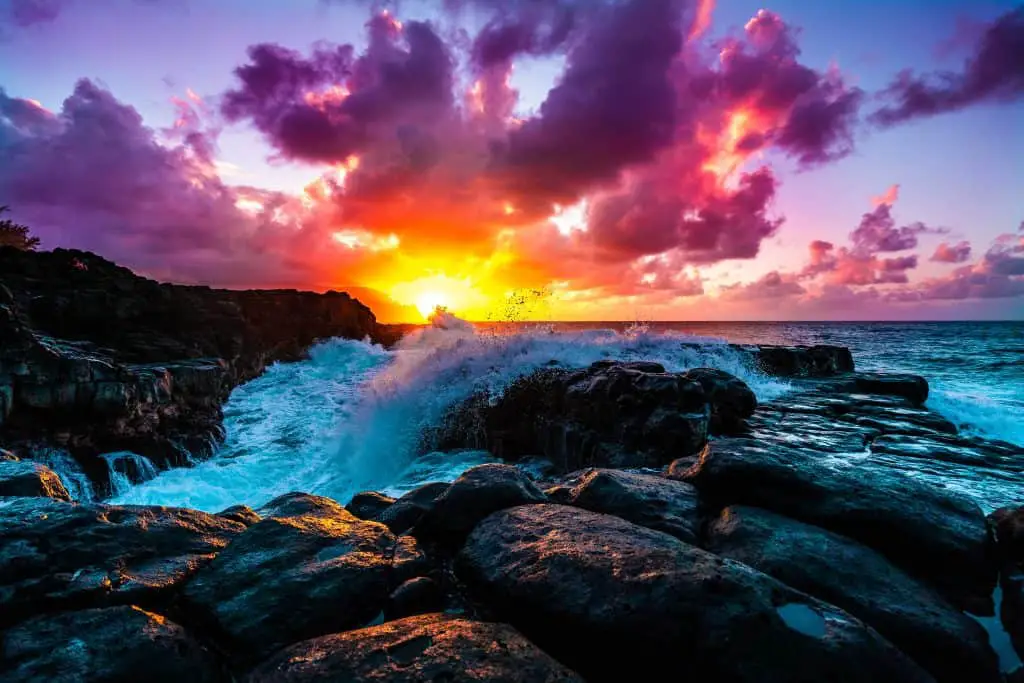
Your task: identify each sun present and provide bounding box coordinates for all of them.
[415,291,449,319]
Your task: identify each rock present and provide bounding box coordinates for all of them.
[216,504,261,526]
[553,468,701,544]
[182,496,428,659]
[0,460,71,500]
[992,507,1024,564]
[680,438,996,612]
[741,344,855,377]
[415,464,546,546]
[873,435,1024,470]
[384,576,445,621]
[375,482,450,535]
[247,613,584,682]
[435,361,710,472]
[706,505,1000,683]
[346,491,395,520]
[0,497,245,625]
[457,504,932,683]
[681,367,757,432]
[256,492,348,519]
[1,605,220,683]
[0,247,388,491]
[0,447,18,461]
[853,373,929,405]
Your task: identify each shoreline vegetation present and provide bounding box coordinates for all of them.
[1,248,1023,682]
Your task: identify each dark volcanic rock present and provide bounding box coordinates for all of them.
[183,494,428,659]
[681,367,757,432]
[1,605,220,683]
[550,468,701,544]
[0,460,71,500]
[256,492,348,519]
[742,344,855,377]
[992,507,1024,666]
[706,505,1000,683]
[435,361,713,472]
[247,613,584,683]
[384,576,445,621]
[679,438,996,612]
[0,497,245,625]
[992,507,1024,565]
[415,464,546,546]
[375,482,450,535]
[346,491,396,520]
[216,504,261,526]
[0,247,387,488]
[457,504,932,683]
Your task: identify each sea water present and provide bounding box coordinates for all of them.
[111,319,1023,513]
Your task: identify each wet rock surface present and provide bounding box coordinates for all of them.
[706,505,1000,683]
[679,438,996,611]
[548,468,701,544]
[247,613,584,683]
[0,248,387,490]
[991,506,1024,667]
[434,361,718,471]
[457,504,933,683]
[0,497,245,625]
[183,492,428,660]
[1,605,221,683]
[0,460,71,500]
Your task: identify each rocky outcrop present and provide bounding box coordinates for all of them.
[0,459,71,500]
[0,497,245,626]
[457,504,933,683]
[991,506,1024,668]
[432,361,728,472]
[677,438,996,612]
[547,468,702,544]
[728,343,855,377]
[706,505,1000,683]
[1,605,221,683]
[183,492,428,661]
[0,247,389,492]
[247,614,585,682]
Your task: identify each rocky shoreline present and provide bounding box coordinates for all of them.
[2,249,1023,681]
[0,247,402,495]
[2,340,1023,680]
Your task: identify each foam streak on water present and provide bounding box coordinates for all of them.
[114,320,790,512]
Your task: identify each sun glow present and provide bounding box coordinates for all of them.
[414,291,449,319]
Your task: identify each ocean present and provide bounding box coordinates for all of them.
[109,319,1024,514]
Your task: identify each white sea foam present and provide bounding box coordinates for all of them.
[114,316,790,511]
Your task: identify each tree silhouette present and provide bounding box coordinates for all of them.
[0,206,40,251]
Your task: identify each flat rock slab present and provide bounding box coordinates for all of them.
[548,468,701,544]
[0,460,70,500]
[183,494,427,659]
[247,613,584,683]
[1,605,220,683]
[0,497,245,625]
[679,438,995,612]
[457,504,933,683]
[706,505,999,683]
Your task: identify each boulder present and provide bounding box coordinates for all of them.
[457,504,933,683]
[742,344,855,377]
[853,373,929,405]
[415,464,546,546]
[375,481,450,535]
[216,504,261,526]
[992,507,1024,666]
[678,438,996,612]
[434,361,711,472]
[247,613,584,682]
[256,492,348,519]
[384,576,445,621]
[346,491,396,520]
[1,605,220,683]
[550,468,701,544]
[183,494,429,659]
[0,460,71,500]
[706,505,1000,683]
[0,497,245,625]
[681,367,757,432]
[992,507,1024,564]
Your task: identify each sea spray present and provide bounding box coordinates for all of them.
[112,316,790,511]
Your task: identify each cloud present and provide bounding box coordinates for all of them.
[931,240,972,263]
[849,202,940,254]
[870,7,1024,126]
[871,183,899,207]
[720,270,805,300]
[4,0,69,26]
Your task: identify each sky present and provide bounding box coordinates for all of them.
[0,0,1022,322]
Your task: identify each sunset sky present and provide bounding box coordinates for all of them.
[1,0,1022,321]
